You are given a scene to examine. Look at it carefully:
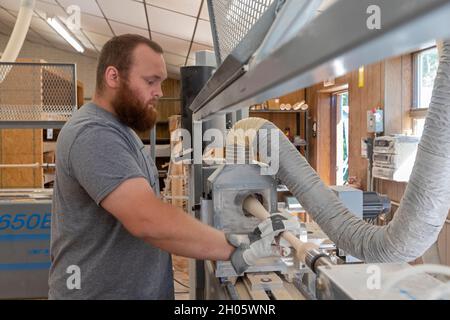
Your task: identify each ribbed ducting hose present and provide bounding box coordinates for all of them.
[0,0,35,62]
[228,40,450,263]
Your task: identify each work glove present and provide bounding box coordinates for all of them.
[226,213,300,275]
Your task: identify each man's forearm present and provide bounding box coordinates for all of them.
[142,203,234,261]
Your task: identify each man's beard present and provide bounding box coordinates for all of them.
[111,80,158,132]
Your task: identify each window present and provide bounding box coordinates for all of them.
[411,46,438,137]
[413,47,438,109]
[413,118,426,137]
[334,91,349,186]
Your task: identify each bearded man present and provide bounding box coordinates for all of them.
[48,34,297,299]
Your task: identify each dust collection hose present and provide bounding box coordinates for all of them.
[228,40,450,263]
[0,0,35,62]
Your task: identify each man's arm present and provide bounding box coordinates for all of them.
[101,177,235,261]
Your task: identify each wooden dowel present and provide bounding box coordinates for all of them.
[243,196,318,262]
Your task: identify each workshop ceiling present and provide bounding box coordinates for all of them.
[0,0,214,77]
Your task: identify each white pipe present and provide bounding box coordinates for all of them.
[229,40,450,263]
[0,0,35,62]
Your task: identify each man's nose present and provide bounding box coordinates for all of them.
[154,85,163,99]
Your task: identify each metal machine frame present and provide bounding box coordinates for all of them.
[191,0,450,120]
[188,0,450,300]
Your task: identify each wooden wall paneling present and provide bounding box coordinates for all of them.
[358,68,367,189]
[384,56,403,135]
[401,55,413,133]
[279,89,306,105]
[397,182,407,203]
[317,92,332,185]
[162,78,181,97]
[33,130,43,187]
[77,81,84,107]
[360,64,371,190]
[438,222,448,265]
[304,54,450,266]
[366,63,382,189]
[0,61,44,188]
[348,70,362,187]
[249,89,308,159]
[376,178,407,203]
[247,112,298,138]
[306,86,318,170]
[374,55,412,206]
[304,62,387,190]
[1,129,43,188]
[275,113,297,134]
[306,77,349,183]
[447,222,450,266]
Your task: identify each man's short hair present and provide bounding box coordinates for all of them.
[96,34,163,92]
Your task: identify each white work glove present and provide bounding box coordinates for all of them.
[226,213,300,275]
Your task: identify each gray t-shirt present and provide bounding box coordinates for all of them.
[48,102,174,300]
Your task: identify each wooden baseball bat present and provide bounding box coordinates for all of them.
[243,195,318,263]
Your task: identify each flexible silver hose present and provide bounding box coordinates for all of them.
[230,40,450,263]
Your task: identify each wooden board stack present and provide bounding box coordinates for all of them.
[162,115,189,211]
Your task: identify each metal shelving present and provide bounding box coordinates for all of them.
[0,62,77,129]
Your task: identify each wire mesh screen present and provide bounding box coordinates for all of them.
[208,0,275,64]
[0,63,77,122]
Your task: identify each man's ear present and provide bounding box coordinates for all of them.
[104,66,120,89]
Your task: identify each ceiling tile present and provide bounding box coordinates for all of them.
[0,21,13,36]
[30,16,58,34]
[184,57,196,67]
[163,52,186,67]
[31,14,96,54]
[152,33,190,57]
[83,30,111,47]
[58,0,103,17]
[34,1,67,20]
[200,1,209,21]
[84,49,99,58]
[145,0,201,18]
[147,5,196,40]
[38,0,58,5]
[110,21,148,38]
[79,13,113,36]
[26,31,50,45]
[0,7,17,25]
[189,42,214,60]
[40,30,73,47]
[0,0,22,11]
[52,41,75,53]
[193,19,213,46]
[72,29,97,50]
[166,64,180,76]
[97,0,147,29]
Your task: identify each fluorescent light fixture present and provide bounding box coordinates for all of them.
[47,16,84,53]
